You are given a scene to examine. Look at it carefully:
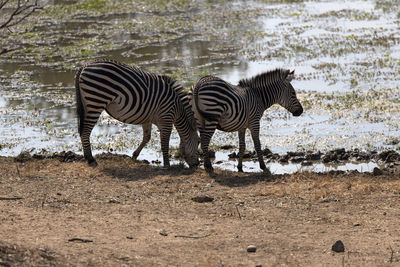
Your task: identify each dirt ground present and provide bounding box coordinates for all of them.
[1,155,400,266]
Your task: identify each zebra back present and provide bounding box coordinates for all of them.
[238,69,290,90]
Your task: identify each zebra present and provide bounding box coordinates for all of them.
[191,69,303,175]
[75,59,199,168]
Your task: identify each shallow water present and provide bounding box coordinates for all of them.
[0,0,399,173]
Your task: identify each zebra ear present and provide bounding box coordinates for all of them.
[286,70,295,82]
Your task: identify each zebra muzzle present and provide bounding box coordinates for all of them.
[292,107,303,117]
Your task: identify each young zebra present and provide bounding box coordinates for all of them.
[75,59,199,168]
[191,69,303,175]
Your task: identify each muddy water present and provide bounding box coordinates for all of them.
[0,0,399,173]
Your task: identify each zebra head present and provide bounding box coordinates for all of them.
[180,129,200,168]
[172,83,200,168]
[278,70,303,117]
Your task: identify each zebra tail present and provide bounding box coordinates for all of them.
[75,65,85,136]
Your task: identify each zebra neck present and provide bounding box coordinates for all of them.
[251,86,280,110]
[174,103,192,139]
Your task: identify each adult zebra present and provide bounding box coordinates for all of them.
[75,59,199,168]
[191,69,303,175]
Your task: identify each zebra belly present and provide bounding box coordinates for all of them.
[217,110,248,132]
[217,122,246,132]
[105,96,152,125]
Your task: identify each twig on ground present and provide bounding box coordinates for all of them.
[68,238,93,243]
[235,205,242,220]
[0,196,23,200]
[174,234,210,239]
[389,246,394,263]
[16,164,21,178]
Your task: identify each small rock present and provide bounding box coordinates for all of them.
[323,152,338,163]
[263,148,272,156]
[15,151,32,163]
[290,156,305,163]
[243,152,253,159]
[228,152,238,158]
[191,195,214,203]
[339,152,350,161]
[279,157,288,163]
[247,245,257,253]
[269,153,280,160]
[159,230,168,236]
[279,154,289,163]
[306,151,322,161]
[220,145,235,150]
[378,150,400,163]
[208,151,216,158]
[373,167,383,176]
[353,223,361,227]
[287,151,305,157]
[332,240,345,253]
[390,138,400,145]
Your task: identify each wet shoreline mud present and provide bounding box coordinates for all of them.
[12,147,400,175]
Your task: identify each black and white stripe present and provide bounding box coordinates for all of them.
[191,69,303,174]
[75,59,199,168]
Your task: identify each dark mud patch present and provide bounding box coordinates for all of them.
[0,241,66,267]
[12,148,400,175]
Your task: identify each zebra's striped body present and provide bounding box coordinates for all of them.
[75,59,199,168]
[191,69,303,174]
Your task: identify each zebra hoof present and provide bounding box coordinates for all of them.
[205,166,215,177]
[88,160,98,168]
[237,166,244,172]
[262,168,271,176]
[208,171,216,178]
[132,153,139,161]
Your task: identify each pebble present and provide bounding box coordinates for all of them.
[247,245,257,253]
[373,167,383,176]
[159,230,168,236]
[332,240,345,253]
[191,195,214,203]
[220,145,235,150]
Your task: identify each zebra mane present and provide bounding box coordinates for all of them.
[238,69,290,89]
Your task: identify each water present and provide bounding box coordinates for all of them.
[0,0,399,173]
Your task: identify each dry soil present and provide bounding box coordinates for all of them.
[1,156,400,266]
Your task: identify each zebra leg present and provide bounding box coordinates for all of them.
[200,123,217,174]
[237,129,246,172]
[249,123,271,175]
[80,112,102,167]
[159,123,173,167]
[132,123,152,160]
